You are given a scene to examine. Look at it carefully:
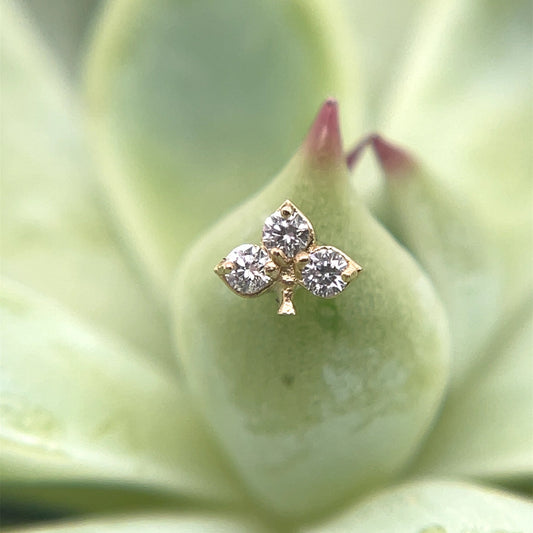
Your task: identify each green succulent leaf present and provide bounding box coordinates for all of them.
[380,0,532,210]
[413,297,533,480]
[339,0,420,121]
[0,0,172,364]
[303,480,533,533]
[172,103,449,520]
[0,278,243,510]
[349,0,532,317]
[359,139,533,484]
[3,0,530,528]
[85,0,361,292]
[377,0,533,298]
[2,484,190,518]
[5,513,269,533]
[371,144,506,385]
[20,0,101,76]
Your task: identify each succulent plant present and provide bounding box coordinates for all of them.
[1,0,532,532]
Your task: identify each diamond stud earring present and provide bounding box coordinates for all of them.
[214,200,362,315]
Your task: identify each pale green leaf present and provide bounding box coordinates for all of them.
[412,298,533,480]
[339,0,420,122]
[365,142,533,480]
[381,0,532,206]
[343,0,531,393]
[172,109,449,521]
[85,0,361,292]
[379,0,533,301]
[0,278,244,508]
[21,0,102,76]
[0,0,172,363]
[7,513,270,533]
[349,0,532,312]
[304,480,533,533]
[374,160,506,385]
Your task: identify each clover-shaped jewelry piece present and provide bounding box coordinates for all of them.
[214,200,362,315]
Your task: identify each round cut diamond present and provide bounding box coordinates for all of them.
[301,247,348,298]
[225,244,272,295]
[262,210,312,258]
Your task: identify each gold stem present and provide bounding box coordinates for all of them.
[278,288,296,316]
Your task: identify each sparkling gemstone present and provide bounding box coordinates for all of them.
[262,209,312,258]
[301,247,348,298]
[224,244,272,295]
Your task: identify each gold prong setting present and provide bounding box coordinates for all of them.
[214,260,235,276]
[270,248,290,268]
[341,261,363,283]
[294,252,310,272]
[214,200,362,314]
[264,261,280,280]
[279,200,294,219]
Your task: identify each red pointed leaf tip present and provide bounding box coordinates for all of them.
[304,98,343,168]
[345,134,376,170]
[372,135,415,177]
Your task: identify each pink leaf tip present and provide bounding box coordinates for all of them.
[304,98,343,168]
[345,134,415,176]
[372,135,415,176]
[345,134,377,170]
